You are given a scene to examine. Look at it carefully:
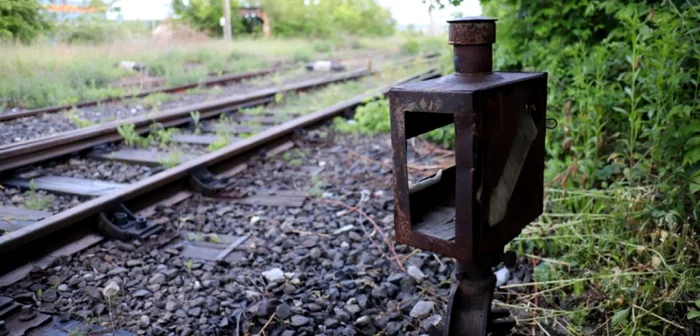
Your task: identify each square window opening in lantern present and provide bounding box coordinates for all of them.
[403,112,457,243]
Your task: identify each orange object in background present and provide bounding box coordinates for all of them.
[44,4,100,14]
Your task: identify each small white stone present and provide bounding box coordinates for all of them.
[284,272,296,279]
[319,161,326,167]
[495,267,510,287]
[407,265,426,283]
[421,314,442,328]
[245,290,261,299]
[409,300,434,318]
[340,242,350,249]
[262,268,285,282]
[333,224,354,234]
[139,315,150,328]
[57,284,68,291]
[250,216,262,224]
[102,281,120,298]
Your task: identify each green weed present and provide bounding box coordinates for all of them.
[334,97,390,134]
[190,110,201,134]
[207,132,232,152]
[23,179,55,211]
[184,259,194,273]
[116,123,151,148]
[150,123,179,147]
[65,108,94,128]
[307,175,323,198]
[504,187,699,334]
[158,151,182,169]
[282,148,306,167]
[240,106,265,116]
[141,92,173,111]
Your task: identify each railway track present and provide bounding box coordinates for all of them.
[0,66,280,123]
[0,54,439,148]
[0,66,439,335]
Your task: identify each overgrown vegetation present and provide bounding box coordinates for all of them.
[22,179,55,211]
[0,35,398,110]
[150,123,179,147]
[483,1,699,333]
[65,108,95,128]
[335,97,390,134]
[116,123,150,148]
[52,17,150,44]
[172,0,395,38]
[0,0,49,44]
[337,1,699,333]
[157,151,183,169]
[207,132,232,152]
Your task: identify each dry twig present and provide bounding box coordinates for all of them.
[318,198,406,273]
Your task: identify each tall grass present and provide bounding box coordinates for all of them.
[0,36,401,110]
[505,187,699,334]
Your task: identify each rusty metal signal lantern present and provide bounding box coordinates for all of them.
[389,17,548,334]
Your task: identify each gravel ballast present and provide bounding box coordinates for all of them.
[0,128,464,335]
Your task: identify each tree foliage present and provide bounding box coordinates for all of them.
[481,0,699,218]
[0,0,49,43]
[172,0,244,37]
[173,0,395,38]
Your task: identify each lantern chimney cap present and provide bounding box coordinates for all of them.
[447,16,496,46]
[446,16,497,23]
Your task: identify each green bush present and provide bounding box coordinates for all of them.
[478,1,699,333]
[53,17,149,44]
[292,49,312,63]
[400,39,420,55]
[173,0,395,38]
[312,41,332,53]
[481,1,699,216]
[0,0,49,44]
[335,97,390,134]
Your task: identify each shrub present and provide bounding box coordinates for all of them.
[292,49,313,63]
[0,0,49,44]
[400,39,420,56]
[335,97,390,134]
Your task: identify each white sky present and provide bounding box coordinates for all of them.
[380,0,482,27]
[108,0,482,25]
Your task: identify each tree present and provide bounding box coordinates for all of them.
[0,0,50,43]
[423,0,462,10]
[173,0,395,38]
[172,0,243,37]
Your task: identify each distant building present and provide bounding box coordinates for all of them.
[40,0,103,20]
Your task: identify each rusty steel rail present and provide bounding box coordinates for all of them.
[0,68,439,261]
[0,53,441,124]
[0,69,373,173]
[0,66,287,123]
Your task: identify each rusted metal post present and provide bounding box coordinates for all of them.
[388,16,548,335]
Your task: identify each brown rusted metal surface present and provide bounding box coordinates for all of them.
[0,68,437,261]
[389,18,547,267]
[0,66,283,123]
[443,264,494,335]
[447,17,496,74]
[389,17,546,335]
